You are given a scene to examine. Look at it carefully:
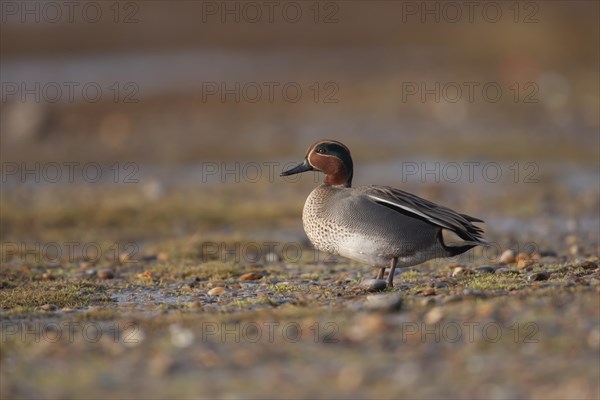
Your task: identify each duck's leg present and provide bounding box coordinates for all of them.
[375,267,385,280]
[386,258,398,288]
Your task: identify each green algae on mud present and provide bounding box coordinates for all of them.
[0,281,112,317]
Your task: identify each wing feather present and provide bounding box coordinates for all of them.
[360,186,488,245]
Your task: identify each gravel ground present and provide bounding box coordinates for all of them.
[1,230,599,398]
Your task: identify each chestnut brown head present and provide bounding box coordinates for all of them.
[281,140,354,187]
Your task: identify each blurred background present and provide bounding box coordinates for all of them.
[2,0,598,253]
[1,2,599,399]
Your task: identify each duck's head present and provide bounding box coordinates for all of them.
[281,140,353,187]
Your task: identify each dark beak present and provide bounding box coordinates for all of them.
[281,159,314,176]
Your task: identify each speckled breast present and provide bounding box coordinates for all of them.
[302,185,348,256]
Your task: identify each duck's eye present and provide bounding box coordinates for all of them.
[316,148,326,154]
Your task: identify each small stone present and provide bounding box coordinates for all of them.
[256,291,270,299]
[578,261,598,270]
[207,280,226,288]
[499,249,516,264]
[452,267,474,277]
[207,287,225,296]
[40,304,57,311]
[41,272,55,280]
[365,294,403,312]
[348,313,387,340]
[476,265,496,274]
[137,271,154,280]
[421,297,438,307]
[239,272,264,281]
[360,279,387,292]
[97,269,114,280]
[169,324,194,348]
[425,306,444,324]
[527,271,550,281]
[422,288,436,296]
[516,258,534,269]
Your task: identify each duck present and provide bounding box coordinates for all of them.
[281,139,488,288]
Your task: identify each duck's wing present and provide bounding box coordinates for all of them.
[359,185,488,245]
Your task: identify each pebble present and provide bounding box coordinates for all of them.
[348,314,387,340]
[136,271,154,281]
[578,261,598,270]
[255,291,270,299]
[169,324,194,348]
[364,294,403,312]
[452,267,474,277]
[527,271,551,282]
[41,272,55,280]
[424,306,444,324]
[422,288,436,296]
[239,272,264,281]
[499,249,516,264]
[360,279,387,292]
[421,297,438,307]
[476,265,496,274]
[516,258,535,269]
[207,280,226,288]
[40,304,57,311]
[207,287,225,296]
[97,269,115,280]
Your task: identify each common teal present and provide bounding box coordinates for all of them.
[281,140,487,288]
